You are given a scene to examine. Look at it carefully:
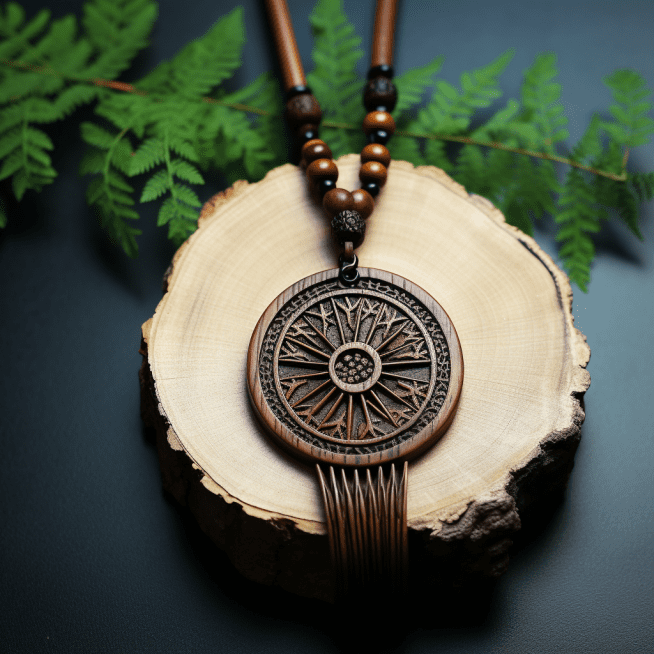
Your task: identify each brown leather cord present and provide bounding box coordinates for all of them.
[264,0,306,91]
[371,0,399,67]
[317,462,408,599]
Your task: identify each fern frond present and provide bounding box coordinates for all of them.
[601,70,654,148]
[0,99,57,199]
[394,57,444,115]
[82,0,158,79]
[137,131,202,245]
[629,172,654,202]
[554,167,605,292]
[80,124,140,256]
[138,7,244,98]
[0,0,155,216]
[129,137,164,174]
[391,134,425,167]
[520,53,568,151]
[418,50,513,137]
[307,0,364,157]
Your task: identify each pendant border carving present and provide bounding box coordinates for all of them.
[247,268,464,467]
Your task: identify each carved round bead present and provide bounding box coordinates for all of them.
[363,76,398,112]
[331,209,366,248]
[351,189,374,219]
[302,139,333,166]
[361,143,391,168]
[306,158,338,184]
[359,161,387,187]
[323,188,353,217]
[285,93,322,129]
[363,111,395,137]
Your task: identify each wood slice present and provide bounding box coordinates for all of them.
[139,154,590,601]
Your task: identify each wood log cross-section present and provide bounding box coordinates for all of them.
[139,155,590,602]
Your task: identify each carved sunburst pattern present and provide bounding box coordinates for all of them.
[269,283,446,447]
[252,273,456,462]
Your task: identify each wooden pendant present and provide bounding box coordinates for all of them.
[247,267,463,466]
[139,155,590,602]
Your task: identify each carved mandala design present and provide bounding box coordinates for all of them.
[251,270,458,464]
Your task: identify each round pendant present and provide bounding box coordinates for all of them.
[247,268,463,467]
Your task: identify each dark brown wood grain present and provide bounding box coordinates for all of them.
[371,0,399,67]
[264,0,306,90]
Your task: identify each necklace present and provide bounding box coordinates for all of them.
[247,0,464,598]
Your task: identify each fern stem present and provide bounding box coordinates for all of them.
[324,120,627,181]
[163,130,178,206]
[0,59,627,181]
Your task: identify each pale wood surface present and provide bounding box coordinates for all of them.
[140,154,590,599]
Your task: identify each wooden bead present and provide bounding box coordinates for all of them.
[363,111,395,137]
[322,188,353,217]
[285,93,322,129]
[359,161,387,187]
[302,139,333,167]
[363,76,398,112]
[306,158,338,184]
[351,189,375,219]
[361,143,391,168]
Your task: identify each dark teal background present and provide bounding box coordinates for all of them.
[1,1,653,651]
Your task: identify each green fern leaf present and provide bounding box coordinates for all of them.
[424,137,452,172]
[455,144,486,195]
[391,134,425,167]
[418,50,513,136]
[80,126,141,256]
[130,137,164,174]
[140,169,168,202]
[157,191,199,244]
[168,132,199,163]
[520,53,568,151]
[602,70,654,148]
[0,150,23,180]
[0,8,51,60]
[307,0,364,157]
[0,126,21,159]
[169,159,203,185]
[139,7,244,98]
[555,166,606,292]
[80,122,117,149]
[82,0,158,79]
[629,171,654,201]
[394,57,444,114]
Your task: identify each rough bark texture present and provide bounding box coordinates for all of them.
[139,155,590,602]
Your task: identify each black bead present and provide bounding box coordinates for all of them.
[367,64,394,80]
[317,179,335,198]
[299,128,319,143]
[363,182,380,198]
[366,129,390,145]
[331,209,366,248]
[286,84,313,100]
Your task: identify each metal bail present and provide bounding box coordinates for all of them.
[339,242,360,286]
